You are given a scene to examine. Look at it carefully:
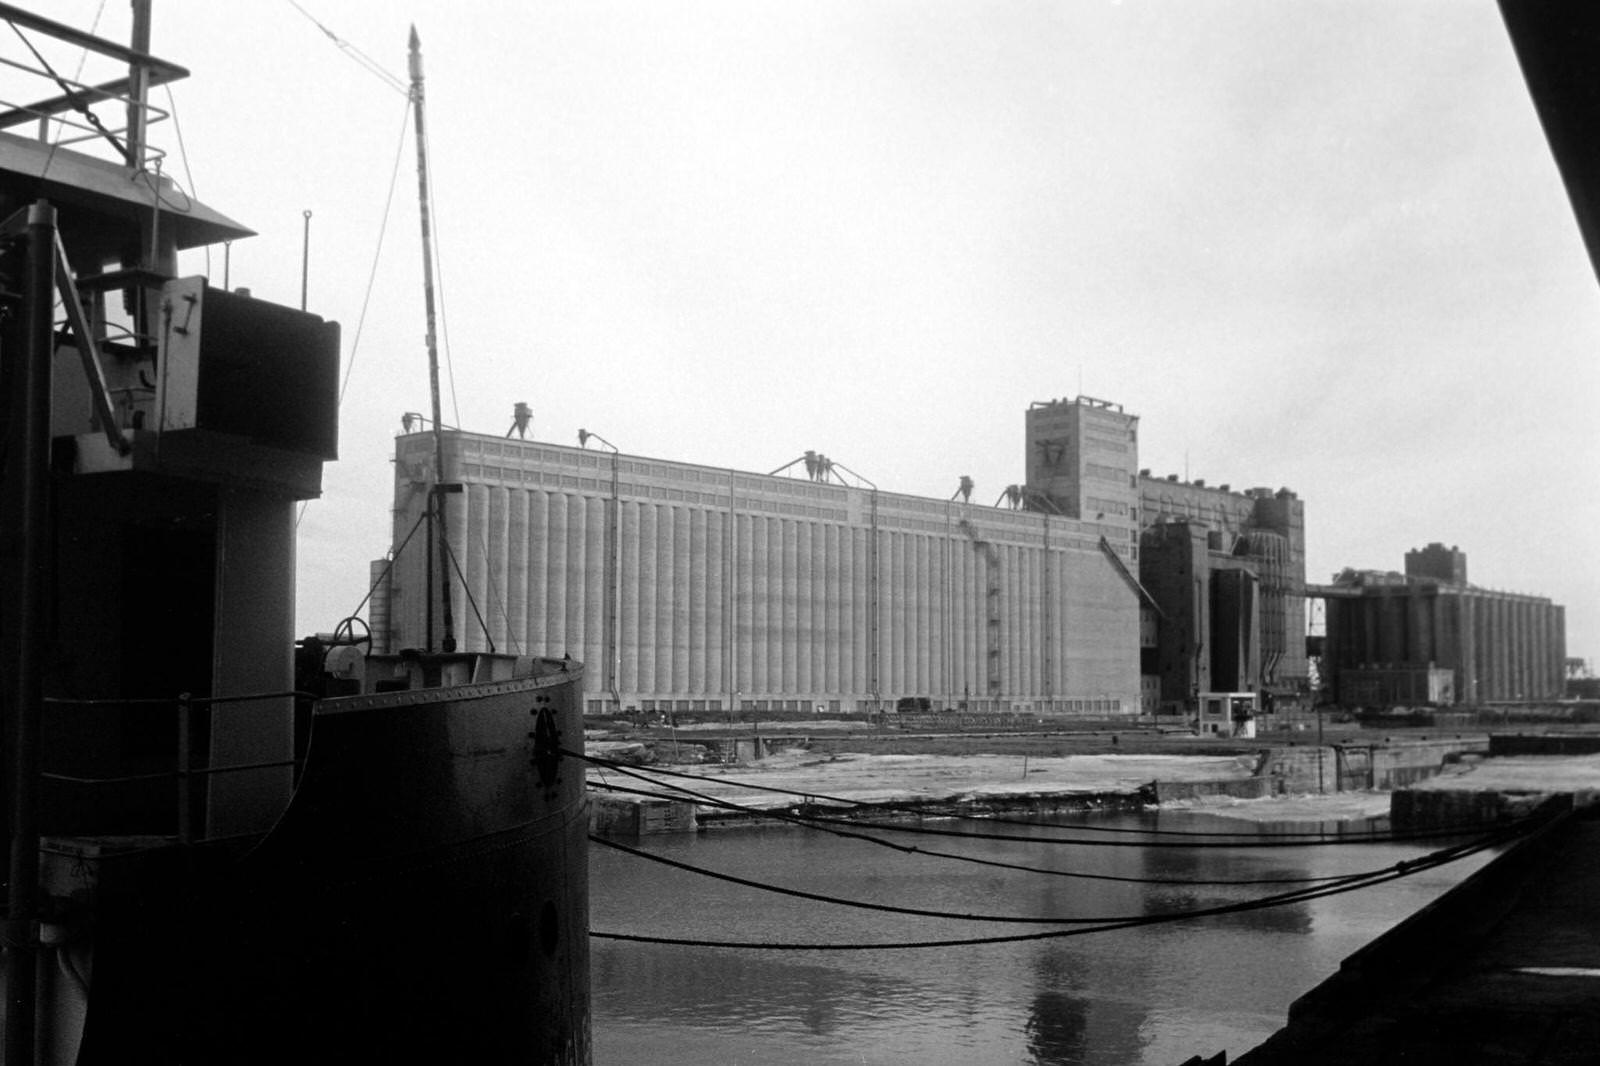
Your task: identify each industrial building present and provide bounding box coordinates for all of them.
[1320,544,1566,706]
[369,395,1316,719]
[1134,480,1308,712]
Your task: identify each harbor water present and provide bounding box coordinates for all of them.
[590,809,1495,1065]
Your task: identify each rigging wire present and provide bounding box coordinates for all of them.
[595,834,1372,926]
[294,94,414,533]
[440,531,496,653]
[468,521,523,655]
[7,18,130,163]
[575,750,1512,848]
[341,506,430,623]
[160,84,206,277]
[284,0,408,96]
[590,818,1531,951]
[588,776,1529,887]
[338,96,416,407]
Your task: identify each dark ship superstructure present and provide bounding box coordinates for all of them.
[0,5,589,1063]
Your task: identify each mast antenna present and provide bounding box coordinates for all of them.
[410,25,455,652]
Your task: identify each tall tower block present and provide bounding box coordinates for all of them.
[1024,396,1141,550]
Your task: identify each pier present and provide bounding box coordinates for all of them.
[1232,795,1600,1065]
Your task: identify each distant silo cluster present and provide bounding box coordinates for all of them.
[1320,543,1566,706]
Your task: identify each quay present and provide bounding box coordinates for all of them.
[1229,795,1600,1065]
[585,719,1497,833]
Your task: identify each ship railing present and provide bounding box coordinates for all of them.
[39,689,314,846]
[0,56,174,167]
[0,3,188,169]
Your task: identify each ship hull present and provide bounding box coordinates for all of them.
[68,662,590,1065]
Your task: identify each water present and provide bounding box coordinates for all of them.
[590,810,1494,1065]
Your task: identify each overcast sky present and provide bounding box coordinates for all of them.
[19,1,1600,665]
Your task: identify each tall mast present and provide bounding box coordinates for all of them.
[408,26,455,652]
[126,0,151,169]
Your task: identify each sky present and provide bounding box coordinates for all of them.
[13,1,1600,665]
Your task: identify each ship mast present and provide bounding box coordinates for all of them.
[408,26,455,653]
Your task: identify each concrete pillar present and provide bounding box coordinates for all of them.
[654,503,674,697]
[1529,602,1543,699]
[1493,596,1509,701]
[913,533,929,695]
[954,541,971,702]
[824,524,841,696]
[900,530,915,696]
[1406,591,1427,666]
[1514,600,1529,700]
[834,524,849,697]
[542,492,567,656]
[750,516,768,697]
[584,496,604,678]
[856,525,869,702]
[1550,604,1566,698]
[1475,593,1487,700]
[1532,601,1550,699]
[507,489,530,655]
[1025,545,1041,699]
[619,500,640,702]
[483,486,507,650]
[1455,594,1474,705]
[1006,543,1022,699]
[1467,593,1484,702]
[528,492,550,658]
[1504,599,1518,701]
[689,507,708,694]
[777,518,794,698]
[880,527,895,700]
[1556,607,1568,696]
[564,494,586,662]
[735,513,754,703]
[1360,597,1377,666]
[770,517,786,697]
[707,508,725,700]
[638,503,660,697]
[796,520,814,699]
[811,519,826,697]
[671,505,691,695]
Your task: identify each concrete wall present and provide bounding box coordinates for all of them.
[1256,737,1482,793]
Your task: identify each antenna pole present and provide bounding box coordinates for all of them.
[410,26,455,652]
[300,209,312,311]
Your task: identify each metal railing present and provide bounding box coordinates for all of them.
[40,689,314,845]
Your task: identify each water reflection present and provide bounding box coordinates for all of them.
[1024,948,1088,1064]
[591,811,1491,1066]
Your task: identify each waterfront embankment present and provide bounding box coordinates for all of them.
[585,721,1493,832]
